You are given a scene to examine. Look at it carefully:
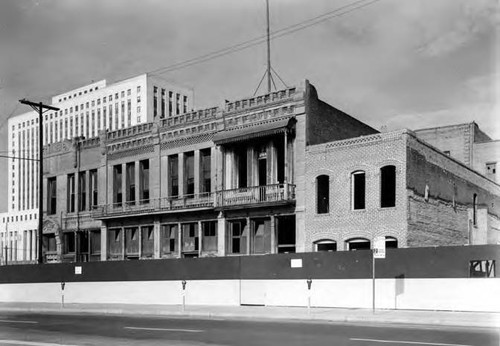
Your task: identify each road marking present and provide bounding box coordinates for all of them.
[124,326,204,333]
[0,341,79,346]
[350,338,473,346]
[0,320,38,324]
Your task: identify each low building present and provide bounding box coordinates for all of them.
[40,80,500,263]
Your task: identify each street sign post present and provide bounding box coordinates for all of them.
[372,236,386,313]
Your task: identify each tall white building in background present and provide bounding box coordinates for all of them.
[0,73,193,264]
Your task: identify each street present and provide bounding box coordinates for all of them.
[0,311,497,346]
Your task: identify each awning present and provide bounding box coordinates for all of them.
[213,117,295,145]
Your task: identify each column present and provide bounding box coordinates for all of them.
[198,220,202,257]
[194,150,200,195]
[284,132,288,199]
[246,217,251,255]
[177,222,182,258]
[270,215,276,254]
[100,224,107,261]
[217,212,226,256]
[153,219,161,259]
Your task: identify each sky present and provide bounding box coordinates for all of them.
[0,0,498,212]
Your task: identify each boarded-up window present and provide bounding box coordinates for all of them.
[202,221,217,252]
[90,230,101,255]
[380,165,396,208]
[229,220,247,254]
[108,228,122,256]
[161,224,177,255]
[89,169,98,209]
[252,219,270,254]
[316,175,329,214]
[182,223,199,252]
[346,238,370,251]
[63,232,75,254]
[277,216,295,253]
[125,227,139,257]
[141,226,154,258]
[470,260,495,278]
[352,171,365,210]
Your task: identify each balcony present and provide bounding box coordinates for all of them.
[216,184,296,209]
[91,184,296,218]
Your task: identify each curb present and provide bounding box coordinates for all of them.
[0,306,497,329]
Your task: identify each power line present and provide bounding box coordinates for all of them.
[0,155,39,162]
[150,0,381,76]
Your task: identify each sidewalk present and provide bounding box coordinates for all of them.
[0,302,498,329]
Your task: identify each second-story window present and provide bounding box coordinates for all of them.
[153,86,158,118]
[352,171,366,210]
[184,152,195,197]
[126,162,135,205]
[316,175,329,214]
[200,149,211,193]
[113,165,122,207]
[380,165,396,208]
[67,174,75,213]
[47,177,57,215]
[89,169,98,209]
[78,172,86,211]
[169,155,179,197]
[236,148,247,188]
[139,159,149,203]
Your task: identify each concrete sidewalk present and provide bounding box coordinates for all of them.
[0,302,498,329]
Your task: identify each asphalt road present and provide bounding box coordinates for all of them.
[0,311,497,346]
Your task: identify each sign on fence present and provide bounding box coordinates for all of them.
[373,236,386,259]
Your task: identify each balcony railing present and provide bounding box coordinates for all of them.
[91,184,296,218]
[217,183,295,208]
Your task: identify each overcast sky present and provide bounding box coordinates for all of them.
[0,0,498,212]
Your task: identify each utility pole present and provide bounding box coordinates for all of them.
[19,99,60,264]
[266,0,272,93]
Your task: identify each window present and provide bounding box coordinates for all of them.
[169,155,179,197]
[64,232,75,254]
[139,160,149,203]
[184,152,195,196]
[47,177,57,214]
[316,175,329,214]
[229,220,247,254]
[202,221,217,252]
[200,149,211,193]
[352,171,366,210]
[346,238,370,251]
[277,215,296,253]
[126,162,135,205]
[125,227,139,257]
[161,224,177,255]
[176,93,180,114]
[113,165,123,207]
[161,88,166,118]
[385,236,398,248]
[183,95,188,113]
[236,147,247,188]
[78,172,86,211]
[315,239,337,252]
[469,260,495,278]
[168,91,173,117]
[486,162,496,181]
[108,228,122,257]
[141,226,154,258]
[473,193,478,226]
[90,230,101,256]
[67,174,75,213]
[153,86,158,118]
[89,169,98,209]
[252,219,268,254]
[380,165,396,208]
[182,223,199,252]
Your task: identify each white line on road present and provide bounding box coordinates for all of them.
[124,326,204,333]
[0,340,79,346]
[350,338,473,346]
[0,320,38,324]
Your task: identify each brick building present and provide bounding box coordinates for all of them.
[40,80,500,262]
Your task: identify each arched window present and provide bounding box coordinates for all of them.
[351,171,366,210]
[316,175,329,214]
[346,237,370,251]
[473,193,478,226]
[385,236,398,249]
[314,239,336,252]
[380,165,396,208]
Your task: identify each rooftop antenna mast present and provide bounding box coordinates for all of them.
[254,0,288,96]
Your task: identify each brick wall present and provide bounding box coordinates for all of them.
[304,131,408,251]
[304,81,378,146]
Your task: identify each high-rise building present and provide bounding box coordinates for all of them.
[0,73,192,264]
